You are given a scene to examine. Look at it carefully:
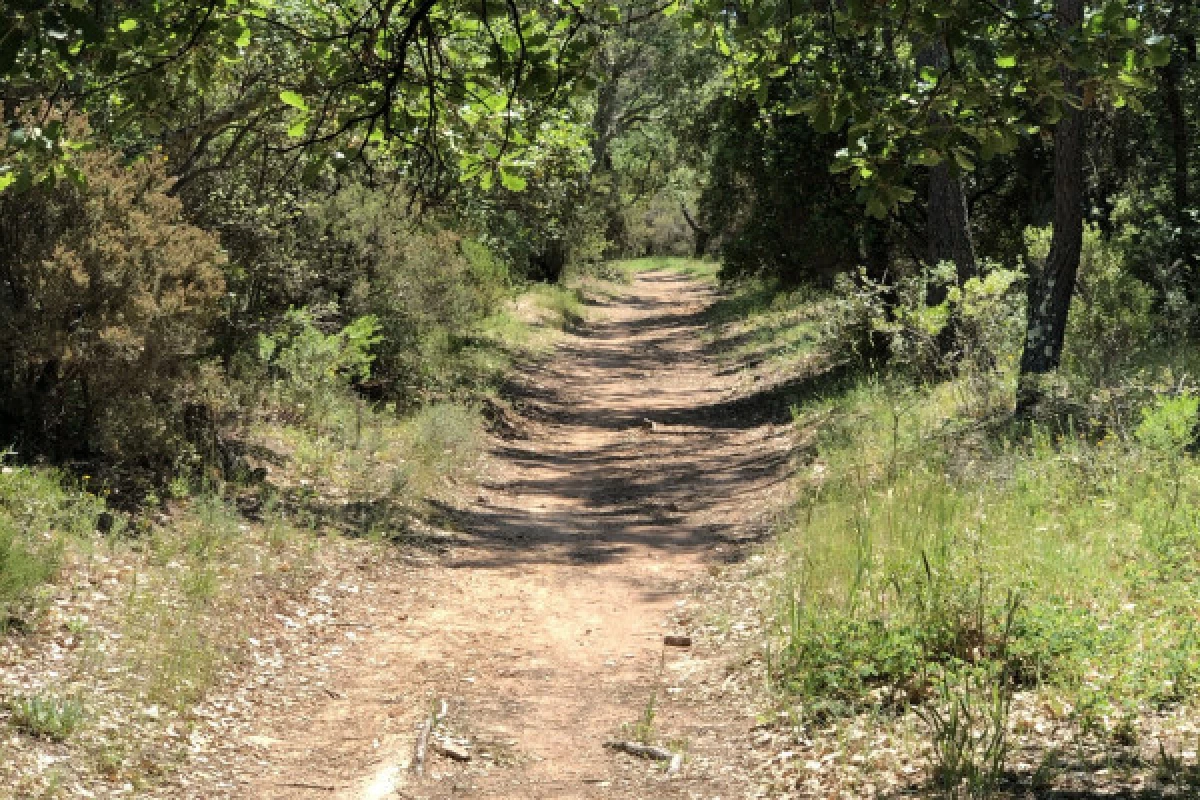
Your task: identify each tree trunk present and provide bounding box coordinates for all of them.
[680,205,711,258]
[927,162,978,289]
[1017,0,1086,411]
[1158,4,1196,294]
[917,38,978,297]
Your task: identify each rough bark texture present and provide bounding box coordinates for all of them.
[927,162,978,285]
[916,38,978,294]
[1017,0,1086,409]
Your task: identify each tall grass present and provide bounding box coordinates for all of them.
[776,378,1200,731]
[0,468,102,631]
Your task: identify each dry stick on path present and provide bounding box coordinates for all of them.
[605,740,684,775]
[412,698,449,776]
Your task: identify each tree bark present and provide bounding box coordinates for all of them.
[1159,61,1189,217]
[680,204,711,258]
[1017,0,1086,411]
[1158,2,1196,293]
[927,163,978,286]
[916,38,978,296]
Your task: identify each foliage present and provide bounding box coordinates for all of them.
[696,91,865,284]
[0,140,226,483]
[6,694,85,742]
[691,0,1162,217]
[775,371,1200,737]
[258,309,381,429]
[821,261,1024,392]
[918,659,1014,799]
[0,467,102,631]
[1024,224,1157,388]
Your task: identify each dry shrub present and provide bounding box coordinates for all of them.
[0,135,226,483]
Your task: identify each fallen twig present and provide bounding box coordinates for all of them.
[412,699,450,776]
[413,719,432,777]
[605,740,683,773]
[431,735,471,761]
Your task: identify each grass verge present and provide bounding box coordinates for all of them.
[704,275,1200,797]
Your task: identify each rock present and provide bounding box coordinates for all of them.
[431,738,471,762]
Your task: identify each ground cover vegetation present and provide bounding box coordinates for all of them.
[1,0,1199,795]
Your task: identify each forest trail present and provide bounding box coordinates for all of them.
[243,271,794,799]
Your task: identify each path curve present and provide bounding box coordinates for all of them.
[245,271,793,799]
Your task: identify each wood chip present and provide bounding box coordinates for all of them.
[663,635,692,647]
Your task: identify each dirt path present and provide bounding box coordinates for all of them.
[242,271,794,799]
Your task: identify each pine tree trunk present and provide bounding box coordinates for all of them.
[1017,0,1086,411]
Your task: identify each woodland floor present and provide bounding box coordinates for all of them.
[198,270,796,798]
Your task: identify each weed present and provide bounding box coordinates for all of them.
[7,694,85,741]
[917,660,1013,798]
[623,691,658,745]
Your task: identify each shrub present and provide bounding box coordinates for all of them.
[258,309,381,430]
[822,261,1023,399]
[1025,223,1156,388]
[0,138,227,482]
[302,188,511,403]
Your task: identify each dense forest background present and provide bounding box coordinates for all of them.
[0,0,1196,489]
[2,2,1200,794]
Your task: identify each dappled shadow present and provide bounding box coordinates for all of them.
[424,270,798,571]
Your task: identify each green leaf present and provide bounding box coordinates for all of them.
[280,90,308,111]
[500,171,527,192]
[118,19,139,33]
[0,171,13,193]
[1146,35,1172,67]
[287,117,308,138]
[995,54,1017,68]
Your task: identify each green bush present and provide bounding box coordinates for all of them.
[303,188,511,403]
[1025,223,1156,388]
[822,261,1023,398]
[258,309,381,430]
[0,138,227,481]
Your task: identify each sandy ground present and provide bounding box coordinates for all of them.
[236,271,795,799]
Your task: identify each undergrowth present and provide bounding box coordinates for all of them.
[702,257,1200,796]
